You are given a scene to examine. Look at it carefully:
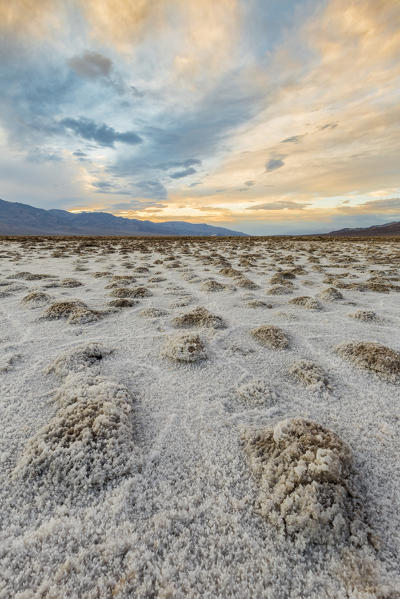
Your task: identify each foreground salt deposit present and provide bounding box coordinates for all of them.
[1,235,400,598]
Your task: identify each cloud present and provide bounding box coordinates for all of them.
[158,158,201,170]
[281,135,305,143]
[72,150,87,157]
[170,167,197,179]
[244,180,255,186]
[248,201,310,211]
[338,198,400,214]
[265,158,285,172]
[60,117,142,147]
[68,51,112,79]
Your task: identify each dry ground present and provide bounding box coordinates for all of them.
[1,235,400,598]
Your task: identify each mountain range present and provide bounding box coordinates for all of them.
[326,221,400,236]
[0,199,246,237]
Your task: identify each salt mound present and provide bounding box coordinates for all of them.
[246,299,272,308]
[201,280,226,292]
[112,275,136,284]
[162,333,207,362]
[289,296,321,310]
[130,286,152,298]
[241,418,367,545]
[237,379,278,407]
[318,287,343,301]
[234,277,259,289]
[109,298,138,308]
[251,325,289,349]
[172,307,226,329]
[140,307,167,318]
[21,291,51,307]
[270,271,296,285]
[267,285,293,295]
[336,341,400,382]
[110,287,135,298]
[349,310,377,322]
[42,300,100,324]
[13,377,135,501]
[289,359,329,390]
[61,278,82,288]
[46,342,114,378]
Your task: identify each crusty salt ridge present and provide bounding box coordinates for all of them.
[241,418,365,544]
[0,236,400,597]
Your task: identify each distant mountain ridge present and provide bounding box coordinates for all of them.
[0,199,247,236]
[326,221,400,236]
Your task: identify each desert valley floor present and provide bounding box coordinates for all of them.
[0,236,399,598]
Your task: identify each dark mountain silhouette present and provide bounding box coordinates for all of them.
[0,199,247,236]
[327,221,400,236]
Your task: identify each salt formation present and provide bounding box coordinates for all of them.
[13,376,135,502]
[201,280,226,292]
[349,310,377,322]
[109,298,138,308]
[234,276,259,289]
[42,300,100,324]
[162,333,207,362]
[251,325,289,349]
[318,287,344,301]
[267,285,293,295]
[46,342,114,378]
[140,307,167,318]
[336,341,400,382]
[289,359,329,390]
[289,296,322,310]
[172,306,226,329]
[21,291,51,307]
[61,278,82,287]
[237,379,278,407]
[130,286,153,298]
[242,418,367,545]
[110,287,136,298]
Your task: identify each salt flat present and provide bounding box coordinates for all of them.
[0,236,399,598]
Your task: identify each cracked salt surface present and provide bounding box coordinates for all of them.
[0,236,399,598]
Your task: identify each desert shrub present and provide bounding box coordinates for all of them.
[289,359,328,389]
[241,418,368,545]
[162,333,207,362]
[318,287,343,301]
[289,296,321,310]
[336,341,400,382]
[172,306,226,329]
[251,325,289,349]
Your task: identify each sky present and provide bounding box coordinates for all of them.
[0,0,399,235]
